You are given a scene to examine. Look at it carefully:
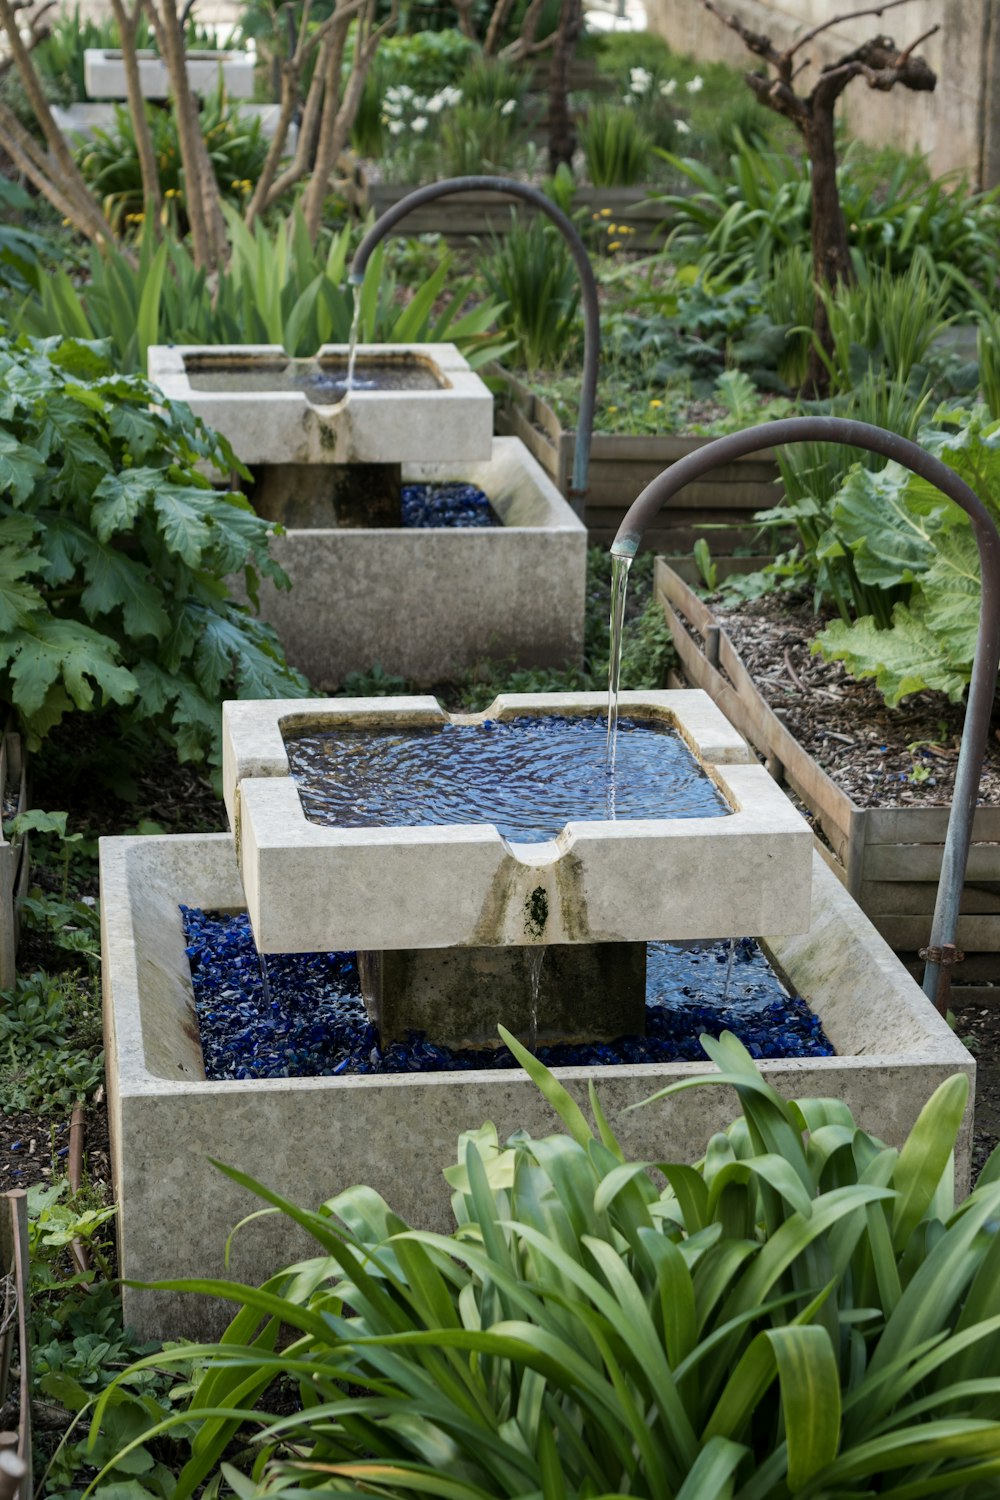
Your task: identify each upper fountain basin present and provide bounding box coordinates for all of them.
[147,343,494,466]
[222,691,814,953]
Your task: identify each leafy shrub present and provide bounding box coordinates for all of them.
[0,335,308,765]
[816,260,951,398]
[459,53,528,111]
[76,87,269,233]
[0,970,103,1114]
[663,135,1000,314]
[91,1030,1000,1498]
[581,101,652,186]
[440,99,519,177]
[813,402,1000,703]
[377,26,478,88]
[484,214,580,372]
[9,211,509,373]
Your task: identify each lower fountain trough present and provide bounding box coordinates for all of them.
[102,832,974,1340]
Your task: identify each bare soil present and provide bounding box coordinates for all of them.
[696,588,1000,1179]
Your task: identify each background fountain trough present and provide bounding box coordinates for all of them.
[147,345,586,685]
[100,829,975,1341]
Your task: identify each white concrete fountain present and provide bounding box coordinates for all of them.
[83,47,254,100]
[101,685,975,1338]
[147,343,587,684]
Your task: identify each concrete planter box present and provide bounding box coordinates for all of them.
[100,830,975,1339]
[148,343,493,466]
[223,689,813,953]
[492,366,785,554]
[657,563,1000,1001]
[83,47,255,100]
[53,101,297,149]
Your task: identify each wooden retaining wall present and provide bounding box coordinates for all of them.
[0,733,28,994]
[493,368,785,556]
[656,562,1000,1004]
[363,183,672,253]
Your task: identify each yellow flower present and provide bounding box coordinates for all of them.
[608,241,622,251]
[164,187,181,198]
[607,405,618,413]
[61,216,72,226]
[649,399,662,408]
[600,207,612,216]
[591,211,600,220]
[125,211,145,224]
[606,223,618,233]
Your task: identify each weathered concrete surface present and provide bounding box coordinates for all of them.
[223,690,814,952]
[359,940,648,1048]
[646,0,995,186]
[100,832,976,1340]
[238,439,588,687]
[147,344,493,466]
[84,47,254,99]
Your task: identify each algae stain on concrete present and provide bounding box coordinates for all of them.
[524,885,548,939]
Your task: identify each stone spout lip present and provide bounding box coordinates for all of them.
[223,691,816,955]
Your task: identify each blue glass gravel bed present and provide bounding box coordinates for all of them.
[401,482,500,529]
[183,908,834,1081]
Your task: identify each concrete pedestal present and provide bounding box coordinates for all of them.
[359,941,647,1048]
[253,462,403,529]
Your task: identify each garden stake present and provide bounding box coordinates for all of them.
[68,1101,91,1278]
[0,1449,26,1500]
[349,176,600,517]
[611,417,1000,1015]
[4,1195,29,1500]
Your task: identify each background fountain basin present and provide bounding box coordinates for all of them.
[147,343,493,465]
[100,831,975,1340]
[236,438,587,685]
[223,690,814,953]
[83,48,255,99]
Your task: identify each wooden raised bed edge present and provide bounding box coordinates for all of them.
[359,182,673,254]
[0,730,28,993]
[491,366,786,562]
[656,561,1000,1006]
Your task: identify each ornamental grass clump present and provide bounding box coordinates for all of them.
[87,1031,1000,1498]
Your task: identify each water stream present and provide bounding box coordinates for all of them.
[605,552,633,787]
[345,286,362,395]
[527,948,545,1053]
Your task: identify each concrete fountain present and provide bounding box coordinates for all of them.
[105,241,983,1341]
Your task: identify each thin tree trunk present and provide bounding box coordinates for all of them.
[152,0,227,267]
[109,0,162,225]
[804,105,854,394]
[484,0,517,55]
[547,0,582,171]
[0,99,125,250]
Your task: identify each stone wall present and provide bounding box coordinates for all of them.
[645,0,1000,187]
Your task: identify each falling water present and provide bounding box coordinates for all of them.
[722,936,736,1003]
[344,285,362,394]
[527,947,545,1053]
[258,948,273,1008]
[605,552,633,794]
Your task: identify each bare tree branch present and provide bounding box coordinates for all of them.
[783,0,924,62]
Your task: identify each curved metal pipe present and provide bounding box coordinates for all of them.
[349,176,600,513]
[611,416,1000,1013]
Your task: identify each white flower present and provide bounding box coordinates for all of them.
[412,115,428,132]
[442,85,462,106]
[685,74,703,93]
[383,100,402,117]
[622,93,635,106]
[388,120,404,135]
[659,78,677,96]
[396,83,414,100]
[425,93,444,113]
[629,66,651,92]
[500,97,516,115]
[675,118,690,134]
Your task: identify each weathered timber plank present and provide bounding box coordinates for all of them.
[860,880,1000,916]
[864,804,1000,843]
[875,914,1000,950]
[905,952,1000,983]
[865,843,1000,883]
[661,556,776,586]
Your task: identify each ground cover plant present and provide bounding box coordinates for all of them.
[67,1031,1000,1498]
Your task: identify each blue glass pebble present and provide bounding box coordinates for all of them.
[181,908,834,1081]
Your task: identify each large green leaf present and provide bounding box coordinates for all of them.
[814,607,969,705]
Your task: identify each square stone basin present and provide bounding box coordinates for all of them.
[100,831,975,1339]
[222,690,814,953]
[241,438,587,686]
[148,343,493,465]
